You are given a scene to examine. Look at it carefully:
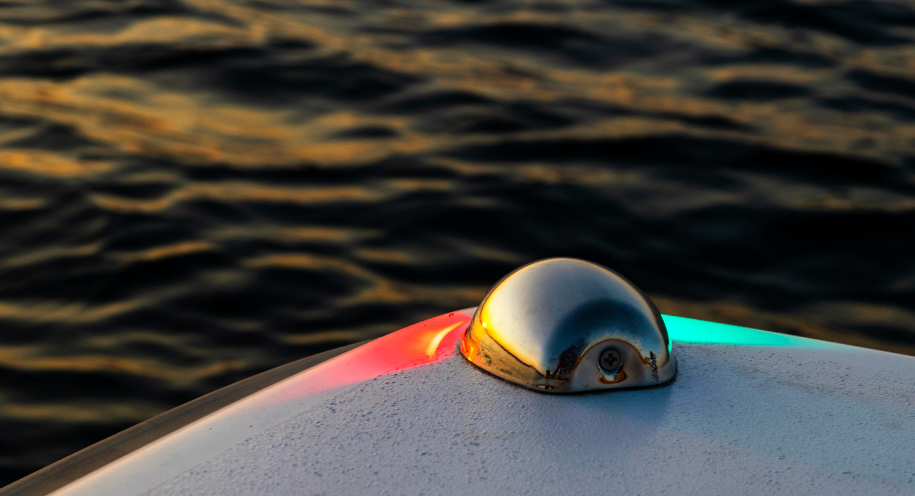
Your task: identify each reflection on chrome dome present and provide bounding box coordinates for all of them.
[460,258,676,393]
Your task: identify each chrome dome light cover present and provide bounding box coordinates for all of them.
[460,258,676,393]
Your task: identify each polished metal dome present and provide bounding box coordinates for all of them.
[460,258,676,393]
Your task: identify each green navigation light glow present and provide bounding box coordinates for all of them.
[662,314,832,348]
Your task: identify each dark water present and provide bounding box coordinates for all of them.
[1,0,915,486]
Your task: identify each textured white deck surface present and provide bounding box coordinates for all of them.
[57,324,915,495]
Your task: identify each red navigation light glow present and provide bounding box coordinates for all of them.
[273,311,472,401]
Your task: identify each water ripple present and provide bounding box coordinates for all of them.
[1,0,915,486]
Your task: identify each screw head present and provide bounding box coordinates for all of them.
[599,348,622,372]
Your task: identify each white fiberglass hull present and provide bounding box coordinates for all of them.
[4,309,915,496]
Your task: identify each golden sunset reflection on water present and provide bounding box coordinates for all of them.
[1,0,915,485]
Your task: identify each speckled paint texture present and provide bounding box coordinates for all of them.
[142,343,915,496]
